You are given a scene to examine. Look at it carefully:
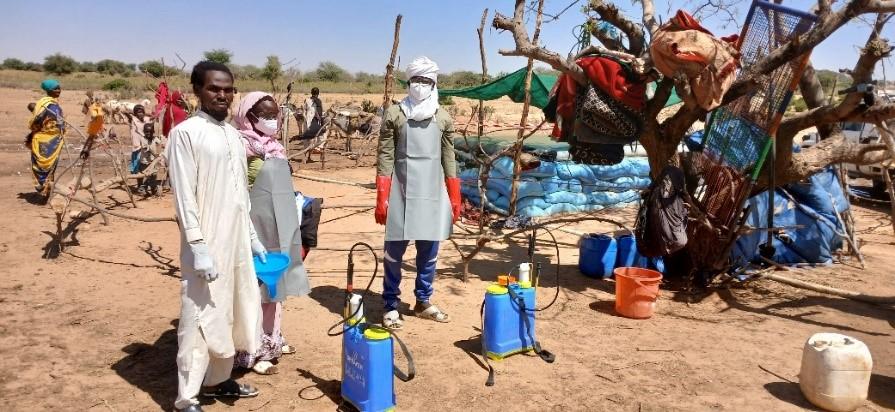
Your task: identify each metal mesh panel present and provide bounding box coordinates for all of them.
[701,1,817,174]
[688,1,817,270]
[703,108,768,173]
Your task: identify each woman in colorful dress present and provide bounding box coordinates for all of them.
[28,79,65,201]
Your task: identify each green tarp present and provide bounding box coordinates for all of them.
[439,67,557,109]
[399,67,682,109]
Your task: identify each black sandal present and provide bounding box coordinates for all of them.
[201,379,259,398]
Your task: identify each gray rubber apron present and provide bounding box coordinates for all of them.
[249,158,310,301]
[384,114,452,241]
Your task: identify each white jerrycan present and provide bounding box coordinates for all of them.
[799,333,873,412]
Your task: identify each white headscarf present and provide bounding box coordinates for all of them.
[399,56,440,121]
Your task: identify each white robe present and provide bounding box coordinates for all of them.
[303,97,318,129]
[166,111,262,404]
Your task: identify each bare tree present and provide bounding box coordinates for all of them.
[493,0,895,188]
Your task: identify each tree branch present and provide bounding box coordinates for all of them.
[493,2,587,84]
[587,0,646,56]
[588,18,627,52]
[726,0,885,102]
[865,0,895,12]
[781,133,891,185]
[641,0,659,36]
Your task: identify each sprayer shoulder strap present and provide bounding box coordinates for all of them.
[509,288,556,364]
[480,299,496,387]
[390,331,416,382]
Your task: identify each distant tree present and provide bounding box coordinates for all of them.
[96,59,133,76]
[203,49,232,65]
[232,64,262,80]
[314,61,350,82]
[138,60,182,78]
[2,58,26,70]
[24,62,43,72]
[79,61,98,72]
[355,71,384,84]
[443,70,482,87]
[261,55,283,91]
[43,53,78,75]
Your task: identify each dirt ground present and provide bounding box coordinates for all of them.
[1,87,893,411]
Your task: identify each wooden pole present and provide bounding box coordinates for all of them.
[759,257,895,304]
[883,163,895,235]
[477,8,489,138]
[86,157,108,225]
[383,15,403,110]
[507,0,545,216]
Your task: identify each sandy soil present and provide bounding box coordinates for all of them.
[0,87,893,411]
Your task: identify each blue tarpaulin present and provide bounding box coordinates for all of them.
[732,167,848,266]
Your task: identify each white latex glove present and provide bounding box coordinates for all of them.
[188,242,219,282]
[251,238,267,263]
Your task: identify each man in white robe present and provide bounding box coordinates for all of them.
[167,61,268,412]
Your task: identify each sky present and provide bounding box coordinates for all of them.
[0,0,890,78]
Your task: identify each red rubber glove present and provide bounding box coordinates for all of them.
[375,176,392,225]
[446,177,462,223]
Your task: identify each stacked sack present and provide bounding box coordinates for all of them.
[459,156,651,218]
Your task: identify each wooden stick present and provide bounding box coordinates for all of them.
[382,15,403,110]
[477,8,489,138]
[758,257,895,304]
[292,173,374,189]
[102,142,138,208]
[507,0,545,216]
[86,158,108,225]
[883,161,895,236]
[53,187,175,222]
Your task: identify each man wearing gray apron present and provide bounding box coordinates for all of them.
[375,57,461,330]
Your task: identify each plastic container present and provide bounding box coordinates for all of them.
[252,252,290,299]
[342,324,396,412]
[613,267,662,319]
[615,234,638,268]
[483,283,536,359]
[799,333,873,412]
[579,234,617,278]
[517,263,531,283]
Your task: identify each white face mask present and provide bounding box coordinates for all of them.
[253,117,278,136]
[408,82,434,102]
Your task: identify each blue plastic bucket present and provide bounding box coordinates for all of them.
[253,252,290,299]
[579,234,617,278]
[615,234,638,268]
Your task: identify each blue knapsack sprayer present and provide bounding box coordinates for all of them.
[327,242,415,412]
[480,227,560,386]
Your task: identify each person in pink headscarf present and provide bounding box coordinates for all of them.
[232,92,310,375]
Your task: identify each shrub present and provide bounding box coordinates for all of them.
[102,78,131,91]
[79,61,97,72]
[96,59,133,76]
[314,61,350,82]
[2,58,26,70]
[438,95,454,105]
[24,62,43,71]
[361,99,378,113]
[44,53,78,75]
[482,105,496,121]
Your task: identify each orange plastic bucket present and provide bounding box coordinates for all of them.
[613,267,662,319]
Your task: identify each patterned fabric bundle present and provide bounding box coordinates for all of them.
[549,56,646,165]
[650,10,739,110]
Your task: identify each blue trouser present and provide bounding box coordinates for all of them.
[382,240,440,312]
